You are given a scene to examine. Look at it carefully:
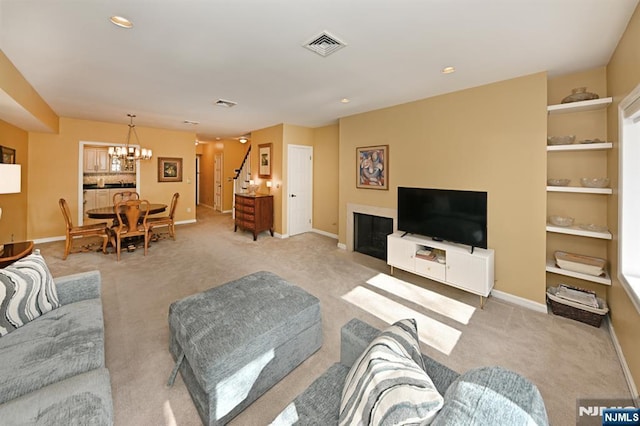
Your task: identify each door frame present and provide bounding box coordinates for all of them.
[286,144,313,237]
[78,140,140,225]
[214,153,223,211]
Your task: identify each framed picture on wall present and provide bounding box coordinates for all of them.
[158,157,183,182]
[356,145,388,190]
[0,146,16,164]
[258,143,272,178]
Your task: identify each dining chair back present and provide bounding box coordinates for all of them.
[147,192,180,240]
[112,191,140,205]
[113,199,151,261]
[58,198,109,260]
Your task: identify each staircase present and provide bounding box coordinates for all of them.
[232,146,251,218]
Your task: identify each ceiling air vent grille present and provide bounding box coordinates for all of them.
[215,99,237,108]
[303,31,346,57]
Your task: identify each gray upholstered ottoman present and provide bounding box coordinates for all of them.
[168,271,322,426]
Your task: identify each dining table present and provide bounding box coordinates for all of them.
[85,203,167,220]
[85,203,168,254]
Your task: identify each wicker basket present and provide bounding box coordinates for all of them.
[546,286,609,327]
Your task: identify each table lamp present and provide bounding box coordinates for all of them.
[0,164,21,220]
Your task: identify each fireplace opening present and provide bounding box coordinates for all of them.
[354,213,393,261]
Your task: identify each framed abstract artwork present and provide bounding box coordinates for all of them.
[158,157,183,182]
[356,145,388,190]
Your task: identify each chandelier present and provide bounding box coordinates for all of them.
[108,114,152,161]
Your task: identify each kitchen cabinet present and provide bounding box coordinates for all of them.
[546,97,612,286]
[84,148,109,173]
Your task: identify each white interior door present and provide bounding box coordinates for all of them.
[288,145,313,236]
[214,154,222,211]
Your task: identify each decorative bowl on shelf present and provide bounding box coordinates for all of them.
[547,135,576,145]
[561,87,600,104]
[554,251,605,276]
[547,178,571,186]
[578,223,608,233]
[580,177,609,188]
[549,215,574,227]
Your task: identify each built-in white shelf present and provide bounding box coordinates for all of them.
[546,224,612,240]
[547,142,613,152]
[546,260,611,285]
[547,186,612,194]
[547,97,613,114]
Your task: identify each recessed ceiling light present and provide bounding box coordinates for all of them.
[441,66,456,74]
[341,98,350,104]
[110,16,133,29]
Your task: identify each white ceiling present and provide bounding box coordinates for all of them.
[0,0,638,141]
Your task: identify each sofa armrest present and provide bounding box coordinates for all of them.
[54,271,101,305]
[422,355,460,395]
[340,318,380,367]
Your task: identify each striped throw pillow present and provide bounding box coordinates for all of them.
[0,250,60,337]
[339,319,444,426]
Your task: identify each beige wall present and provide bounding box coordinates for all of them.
[605,4,640,396]
[27,117,197,240]
[0,120,29,242]
[339,73,548,303]
[312,124,339,236]
[245,123,339,237]
[0,50,58,133]
[251,125,284,234]
[198,144,215,208]
[197,140,246,212]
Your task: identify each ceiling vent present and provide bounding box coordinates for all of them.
[303,31,346,57]
[215,99,237,108]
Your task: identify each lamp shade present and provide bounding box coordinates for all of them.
[0,164,21,194]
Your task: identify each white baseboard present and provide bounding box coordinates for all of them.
[491,289,548,313]
[337,242,347,250]
[222,209,232,214]
[312,229,338,239]
[175,219,196,225]
[275,232,288,239]
[608,318,639,402]
[34,236,65,244]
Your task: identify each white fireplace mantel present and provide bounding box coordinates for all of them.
[345,203,397,251]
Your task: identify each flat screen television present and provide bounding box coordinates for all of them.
[397,187,488,249]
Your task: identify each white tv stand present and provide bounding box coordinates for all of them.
[387,232,495,307]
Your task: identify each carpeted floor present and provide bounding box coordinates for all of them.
[38,206,631,425]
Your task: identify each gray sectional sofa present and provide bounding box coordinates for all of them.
[0,270,113,425]
[271,318,549,425]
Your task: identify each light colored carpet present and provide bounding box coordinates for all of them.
[38,206,630,425]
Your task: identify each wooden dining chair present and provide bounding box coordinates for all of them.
[147,192,179,240]
[58,198,109,260]
[112,191,140,205]
[113,199,151,261]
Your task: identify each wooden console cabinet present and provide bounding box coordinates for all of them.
[234,194,274,241]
